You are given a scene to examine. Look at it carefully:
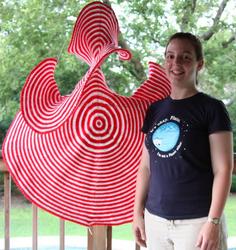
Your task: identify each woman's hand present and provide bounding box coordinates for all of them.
[133,213,147,248]
[196,221,220,250]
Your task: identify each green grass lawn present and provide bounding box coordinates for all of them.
[0,195,134,240]
[0,193,235,240]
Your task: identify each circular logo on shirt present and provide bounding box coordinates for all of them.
[152,121,180,152]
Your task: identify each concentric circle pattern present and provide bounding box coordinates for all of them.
[3,1,171,226]
[20,58,87,133]
[68,1,131,66]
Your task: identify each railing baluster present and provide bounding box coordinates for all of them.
[107,226,112,250]
[4,171,11,250]
[32,204,38,250]
[60,219,65,250]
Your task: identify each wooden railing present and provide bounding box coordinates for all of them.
[0,151,140,250]
[1,150,235,250]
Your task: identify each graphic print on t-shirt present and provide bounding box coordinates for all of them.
[151,115,187,158]
[152,121,180,152]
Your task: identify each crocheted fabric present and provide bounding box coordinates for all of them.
[3,1,170,226]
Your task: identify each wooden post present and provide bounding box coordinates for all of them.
[32,204,38,250]
[4,171,11,250]
[1,152,11,250]
[107,226,112,250]
[87,226,112,250]
[60,219,65,250]
[135,243,141,250]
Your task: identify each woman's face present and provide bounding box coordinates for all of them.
[164,38,203,87]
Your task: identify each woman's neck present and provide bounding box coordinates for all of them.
[170,86,199,100]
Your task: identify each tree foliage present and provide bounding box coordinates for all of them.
[0,0,235,148]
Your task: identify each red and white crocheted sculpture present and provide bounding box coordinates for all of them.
[3,1,170,226]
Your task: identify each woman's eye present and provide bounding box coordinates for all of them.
[184,55,191,60]
[166,54,174,59]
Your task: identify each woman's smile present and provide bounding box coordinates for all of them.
[170,69,185,76]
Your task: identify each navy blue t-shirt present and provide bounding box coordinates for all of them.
[142,92,232,219]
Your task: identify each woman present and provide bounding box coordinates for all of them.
[133,32,233,250]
